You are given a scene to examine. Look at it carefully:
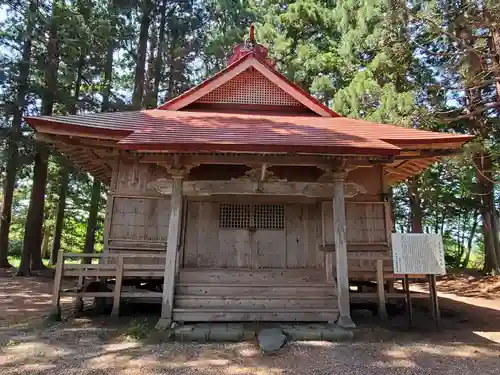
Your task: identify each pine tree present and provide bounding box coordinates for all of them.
[0,0,38,268]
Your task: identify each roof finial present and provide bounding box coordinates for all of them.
[249,24,255,46]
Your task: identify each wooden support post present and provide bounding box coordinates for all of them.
[428,274,440,331]
[322,202,335,284]
[74,274,84,314]
[332,172,355,328]
[111,256,124,317]
[403,275,413,328]
[156,173,184,330]
[51,250,65,320]
[376,259,388,320]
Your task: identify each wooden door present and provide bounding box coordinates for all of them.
[251,204,287,268]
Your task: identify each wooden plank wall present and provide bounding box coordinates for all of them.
[183,201,324,269]
[104,160,171,264]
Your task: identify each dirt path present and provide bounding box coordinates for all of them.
[1,273,500,374]
[0,269,73,327]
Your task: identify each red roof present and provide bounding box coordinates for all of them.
[23,45,473,156]
[25,109,472,156]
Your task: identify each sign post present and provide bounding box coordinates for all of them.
[391,233,445,330]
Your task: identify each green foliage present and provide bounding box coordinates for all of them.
[1,0,499,272]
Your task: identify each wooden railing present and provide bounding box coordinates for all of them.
[52,250,427,322]
[342,253,428,320]
[52,251,166,319]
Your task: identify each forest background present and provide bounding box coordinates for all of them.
[1,0,500,275]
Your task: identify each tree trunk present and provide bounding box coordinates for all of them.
[0,0,37,268]
[144,13,157,108]
[463,210,478,269]
[475,153,500,273]
[18,148,49,275]
[82,180,101,264]
[131,0,153,109]
[18,0,59,274]
[50,50,84,265]
[50,165,69,265]
[41,224,51,259]
[146,0,167,108]
[407,176,423,233]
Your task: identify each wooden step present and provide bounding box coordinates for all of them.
[175,296,337,309]
[176,283,336,297]
[173,308,339,322]
[179,268,327,284]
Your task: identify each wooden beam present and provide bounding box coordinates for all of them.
[332,172,355,328]
[51,250,64,320]
[138,153,393,167]
[111,256,124,317]
[323,202,335,284]
[156,172,184,329]
[395,149,463,160]
[36,132,119,149]
[376,259,388,320]
[35,126,123,141]
[147,179,367,198]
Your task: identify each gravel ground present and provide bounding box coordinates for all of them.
[0,316,499,375]
[1,272,500,374]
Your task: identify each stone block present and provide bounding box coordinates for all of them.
[174,325,210,342]
[258,328,287,355]
[321,325,354,341]
[209,324,243,342]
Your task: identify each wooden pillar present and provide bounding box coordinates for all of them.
[322,202,335,284]
[51,249,64,320]
[332,172,355,328]
[156,172,184,330]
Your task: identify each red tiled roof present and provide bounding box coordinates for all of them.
[25,109,472,156]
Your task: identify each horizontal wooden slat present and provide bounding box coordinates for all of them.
[350,292,428,301]
[64,253,105,258]
[63,252,166,259]
[122,271,165,277]
[179,268,327,284]
[64,270,118,277]
[321,244,390,253]
[121,291,163,298]
[108,238,167,244]
[173,308,339,322]
[107,246,166,251]
[176,283,335,297]
[64,264,116,269]
[175,296,336,309]
[123,264,165,270]
[60,292,114,297]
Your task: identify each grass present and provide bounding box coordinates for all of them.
[122,318,154,341]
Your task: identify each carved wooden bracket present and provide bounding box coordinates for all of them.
[156,163,199,177]
[147,179,367,198]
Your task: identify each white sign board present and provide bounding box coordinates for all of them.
[391,233,446,275]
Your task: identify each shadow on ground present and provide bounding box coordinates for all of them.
[1,293,500,375]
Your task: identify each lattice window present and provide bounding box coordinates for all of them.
[219,203,285,230]
[254,204,284,229]
[219,204,251,229]
[197,68,305,107]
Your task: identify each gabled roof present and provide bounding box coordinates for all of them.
[26,109,473,157]
[158,51,339,117]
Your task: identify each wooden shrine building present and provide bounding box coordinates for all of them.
[25,31,472,328]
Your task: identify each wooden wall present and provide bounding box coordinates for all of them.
[103,159,388,269]
[183,201,323,269]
